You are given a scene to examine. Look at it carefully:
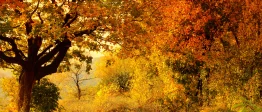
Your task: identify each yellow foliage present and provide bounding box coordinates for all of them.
[0,77,19,111]
[91,52,190,111]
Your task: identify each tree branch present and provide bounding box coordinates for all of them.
[0,35,25,65]
[37,44,53,59]
[0,36,23,57]
[0,51,22,64]
[70,75,77,84]
[29,0,40,19]
[233,32,239,47]
[79,77,96,82]
[37,12,43,24]
[63,13,78,27]
[36,39,71,80]
[25,0,40,35]
[37,38,70,66]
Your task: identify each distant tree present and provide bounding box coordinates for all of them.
[67,56,94,100]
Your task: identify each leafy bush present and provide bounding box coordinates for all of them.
[31,78,60,112]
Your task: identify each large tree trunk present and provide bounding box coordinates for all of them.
[16,37,71,112]
[18,70,36,112]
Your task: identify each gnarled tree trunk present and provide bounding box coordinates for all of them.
[16,37,71,112]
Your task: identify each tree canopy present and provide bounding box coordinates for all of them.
[0,0,262,111]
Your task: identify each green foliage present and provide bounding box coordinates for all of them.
[31,78,60,112]
[106,72,131,93]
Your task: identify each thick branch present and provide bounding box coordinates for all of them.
[37,45,53,59]
[63,13,78,27]
[37,39,70,66]
[0,51,21,64]
[67,13,78,26]
[0,36,24,58]
[0,35,25,65]
[36,39,71,80]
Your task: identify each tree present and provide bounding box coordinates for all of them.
[67,56,93,100]
[0,0,128,111]
[112,0,262,110]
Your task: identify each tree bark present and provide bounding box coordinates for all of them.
[18,70,36,112]
[76,80,81,100]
